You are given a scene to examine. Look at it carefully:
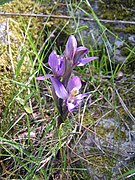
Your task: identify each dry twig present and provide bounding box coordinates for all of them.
[0,12,135,25]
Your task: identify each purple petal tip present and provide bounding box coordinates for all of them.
[36,76,45,80]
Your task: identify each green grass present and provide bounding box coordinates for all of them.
[0,0,135,179]
[0,0,12,5]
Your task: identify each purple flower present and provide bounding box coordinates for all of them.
[65,35,98,67]
[51,76,87,112]
[48,50,65,77]
[36,50,65,80]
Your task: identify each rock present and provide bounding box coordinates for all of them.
[128,35,135,44]
[0,21,8,45]
[75,117,135,178]
[115,40,124,49]
[113,49,126,63]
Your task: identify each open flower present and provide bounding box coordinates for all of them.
[51,76,87,112]
[65,35,97,67]
[36,50,65,80]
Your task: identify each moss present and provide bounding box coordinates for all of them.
[114,25,135,34]
[114,130,126,141]
[0,0,12,5]
[99,0,134,8]
[87,154,116,176]
[82,111,95,125]
[121,47,130,56]
[0,0,38,114]
[0,2,73,138]
[97,1,134,35]
[0,0,70,118]
[98,1,133,20]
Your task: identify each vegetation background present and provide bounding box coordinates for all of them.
[0,0,135,179]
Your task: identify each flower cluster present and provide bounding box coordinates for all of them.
[37,35,97,121]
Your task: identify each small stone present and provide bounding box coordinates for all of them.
[116,71,124,80]
[128,35,135,43]
[115,40,124,48]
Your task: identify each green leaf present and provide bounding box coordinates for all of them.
[16,97,25,105]
[16,51,27,77]
[24,105,33,114]
[25,91,34,101]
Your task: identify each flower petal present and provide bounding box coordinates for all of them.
[51,77,68,99]
[75,94,88,102]
[48,50,59,72]
[36,74,53,80]
[73,46,88,66]
[36,76,45,80]
[67,76,82,92]
[67,94,87,112]
[77,57,98,66]
[67,102,75,112]
[45,74,53,78]
[56,56,65,77]
[65,35,77,60]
